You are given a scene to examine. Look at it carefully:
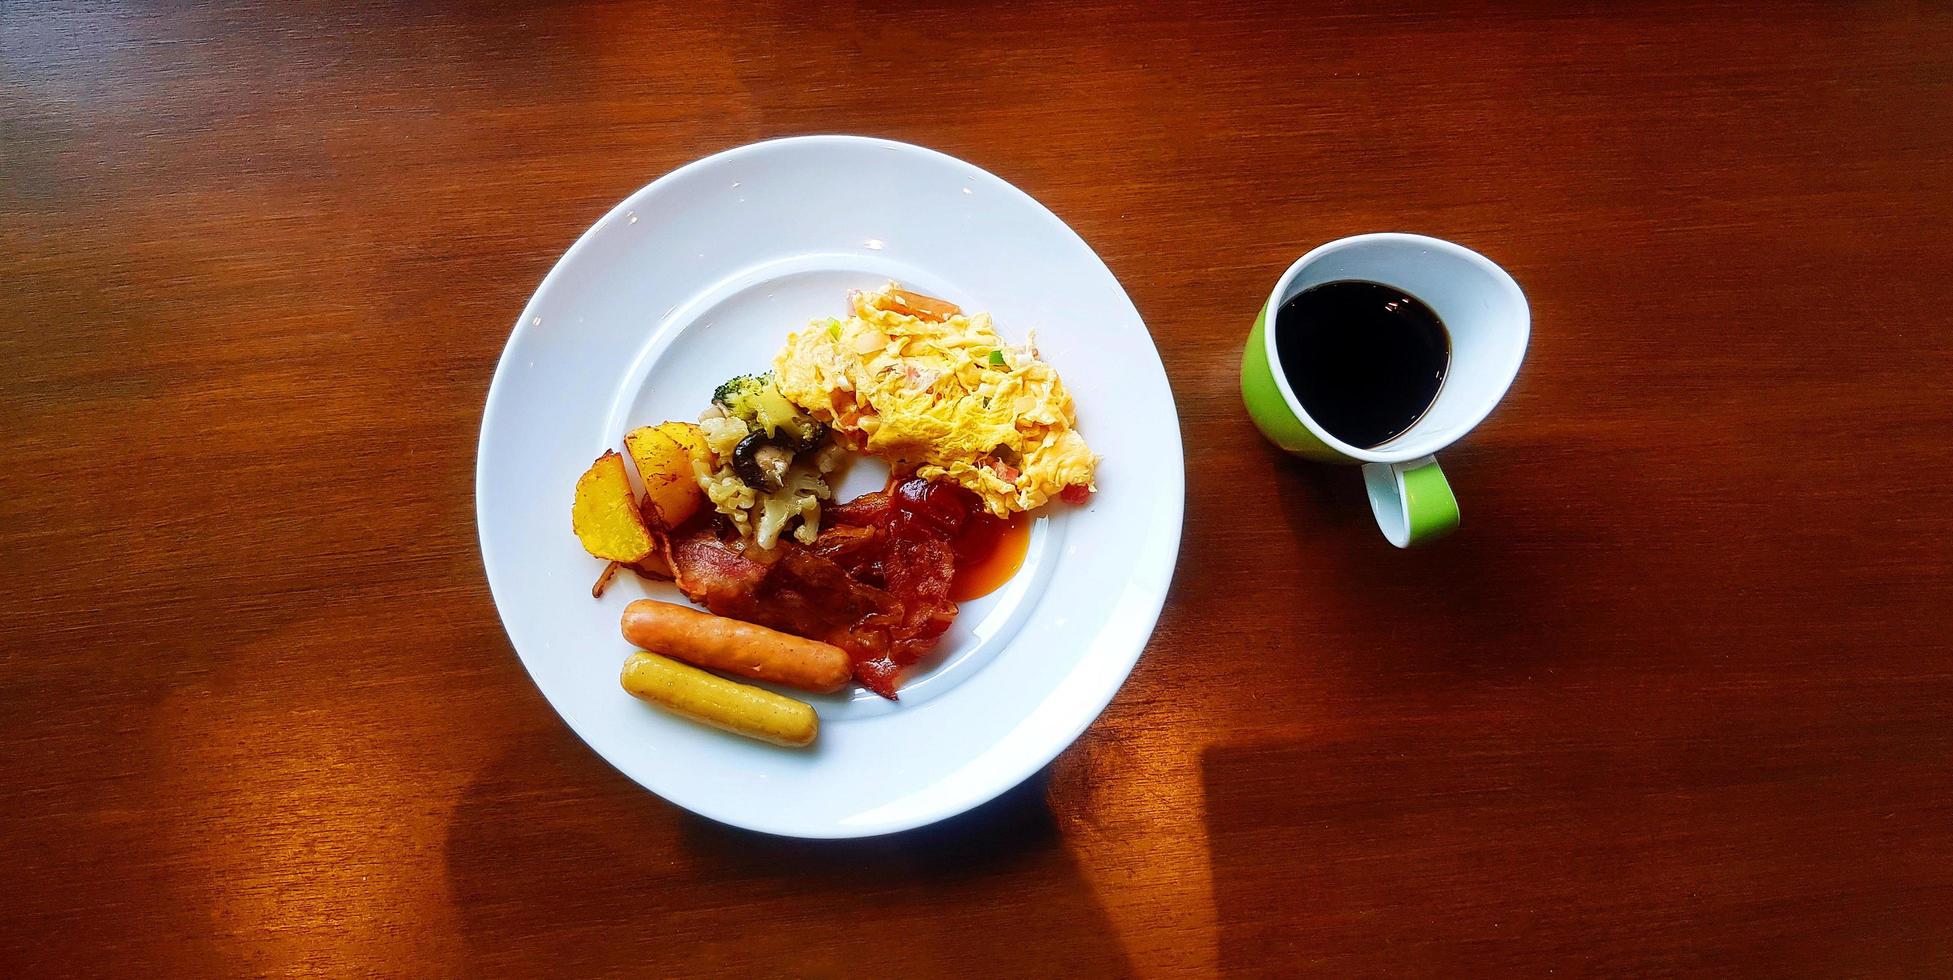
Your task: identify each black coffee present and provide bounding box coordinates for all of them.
[1274,280,1449,449]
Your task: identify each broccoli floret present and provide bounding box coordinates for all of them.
[713,371,827,451]
[711,372,773,422]
[773,414,828,453]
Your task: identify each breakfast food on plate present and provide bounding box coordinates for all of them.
[695,373,846,549]
[574,284,1099,744]
[621,651,818,748]
[658,475,983,698]
[773,284,1097,516]
[623,422,709,529]
[572,451,655,561]
[621,599,851,693]
[589,559,623,599]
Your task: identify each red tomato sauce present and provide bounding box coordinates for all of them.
[949,514,1031,601]
[881,477,1034,602]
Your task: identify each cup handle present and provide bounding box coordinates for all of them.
[1361,455,1460,547]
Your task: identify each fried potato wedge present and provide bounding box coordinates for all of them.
[625,423,707,529]
[572,450,655,562]
[654,420,710,462]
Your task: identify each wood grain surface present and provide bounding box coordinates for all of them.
[5,1,1952,976]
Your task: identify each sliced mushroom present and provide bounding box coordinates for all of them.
[731,432,793,490]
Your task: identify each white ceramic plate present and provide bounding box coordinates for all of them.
[477,136,1182,838]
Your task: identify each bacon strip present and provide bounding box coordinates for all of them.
[659,480,970,699]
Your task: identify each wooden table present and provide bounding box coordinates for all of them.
[6,2,1951,975]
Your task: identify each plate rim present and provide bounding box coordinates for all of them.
[476,135,1184,838]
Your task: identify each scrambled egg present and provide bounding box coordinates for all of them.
[773,285,1097,517]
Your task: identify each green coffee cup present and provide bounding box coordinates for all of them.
[1241,233,1528,547]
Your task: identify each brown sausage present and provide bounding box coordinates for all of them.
[620,599,852,694]
[886,288,961,322]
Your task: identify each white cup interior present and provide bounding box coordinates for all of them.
[1267,233,1529,462]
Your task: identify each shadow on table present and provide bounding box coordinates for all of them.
[444,734,1132,977]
